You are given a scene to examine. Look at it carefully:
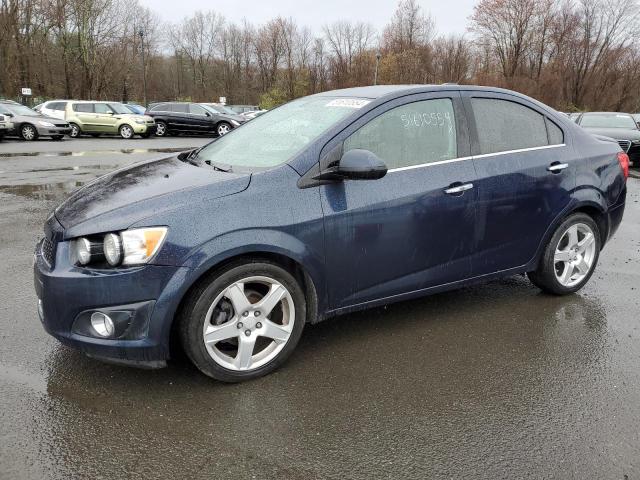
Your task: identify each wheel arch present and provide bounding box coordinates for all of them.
[167,248,321,358]
[528,199,609,272]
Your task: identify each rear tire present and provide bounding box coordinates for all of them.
[179,261,306,382]
[69,123,81,138]
[528,213,600,295]
[155,121,168,137]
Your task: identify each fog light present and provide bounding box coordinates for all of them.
[90,312,114,337]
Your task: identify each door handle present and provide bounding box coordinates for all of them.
[444,183,474,195]
[547,162,569,173]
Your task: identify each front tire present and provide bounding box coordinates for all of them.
[119,124,134,139]
[528,213,600,295]
[20,124,38,141]
[179,261,306,382]
[216,122,232,136]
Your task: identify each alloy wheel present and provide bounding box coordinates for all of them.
[70,124,80,138]
[202,276,295,371]
[554,223,597,287]
[21,125,36,140]
[156,122,166,136]
[217,123,231,136]
[120,125,133,139]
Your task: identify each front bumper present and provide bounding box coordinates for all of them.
[36,125,72,136]
[33,218,187,367]
[133,123,157,135]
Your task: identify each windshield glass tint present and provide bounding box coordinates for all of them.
[6,104,37,116]
[109,103,132,114]
[197,97,368,168]
[581,114,637,129]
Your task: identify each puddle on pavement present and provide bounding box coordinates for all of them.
[0,181,84,201]
[0,147,193,158]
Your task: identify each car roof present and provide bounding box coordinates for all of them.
[581,111,633,116]
[312,84,524,100]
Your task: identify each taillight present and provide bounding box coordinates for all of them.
[617,152,629,180]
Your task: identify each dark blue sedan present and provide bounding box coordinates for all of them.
[34,85,628,382]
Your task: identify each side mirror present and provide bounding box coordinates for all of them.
[315,149,387,181]
[5,113,13,118]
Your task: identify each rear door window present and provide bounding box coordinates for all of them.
[73,103,93,113]
[170,104,188,114]
[471,98,548,154]
[344,98,457,169]
[546,119,564,145]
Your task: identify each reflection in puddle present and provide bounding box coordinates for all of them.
[0,147,193,158]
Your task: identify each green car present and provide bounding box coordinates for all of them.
[65,101,156,139]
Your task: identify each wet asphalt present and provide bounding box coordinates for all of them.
[1,138,639,479]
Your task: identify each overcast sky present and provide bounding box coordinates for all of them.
[138,0,477,36]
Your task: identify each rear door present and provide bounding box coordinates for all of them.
[462,91,575,276]
[72,103,96,131]
[321,92,477,311]
[168,103,190,131]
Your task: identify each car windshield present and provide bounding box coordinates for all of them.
[580,113,637,129]
[204,104,236,115]
[4,104,38,116]
[109,103,133,114]
[196,97,369,168]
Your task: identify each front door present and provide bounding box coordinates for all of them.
[93,103,118,133]
[321,93,478,311]
[462,92,576,275]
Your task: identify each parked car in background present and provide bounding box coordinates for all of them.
[227,104,259,115]
[0,113,13,140]
[0,100,70,140]
[65,101,156,139]
[124,103,146,115]
[34,85,627,382]
[36,100,70,120]
[575,112,640,166]
[146,102,245,137]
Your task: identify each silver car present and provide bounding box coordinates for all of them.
[0,113,12,140]
[0,100,71,141]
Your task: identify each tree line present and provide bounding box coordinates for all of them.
[1,0,639,112]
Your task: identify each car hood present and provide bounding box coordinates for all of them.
[14,113,63,123]
[581,126,640,141]
[55,155,250,237]
[219,113,246,123]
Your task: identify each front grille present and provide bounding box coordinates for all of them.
[41,238,56,266]
[618,140,631,152]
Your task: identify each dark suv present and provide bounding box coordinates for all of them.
[146,102,246,137]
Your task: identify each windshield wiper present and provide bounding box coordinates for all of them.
[205,160,233,172]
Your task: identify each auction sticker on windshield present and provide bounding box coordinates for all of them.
[326,99,371,108]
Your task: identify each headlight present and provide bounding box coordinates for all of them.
[134,119,145,124]
[38,121,55,127]
[72,227,168,267]
[103,233,123,266]
[71,237,100,266]
[230,120,240,126]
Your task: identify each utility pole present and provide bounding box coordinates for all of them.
[374,52,381,86]
[139,29,148,106]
